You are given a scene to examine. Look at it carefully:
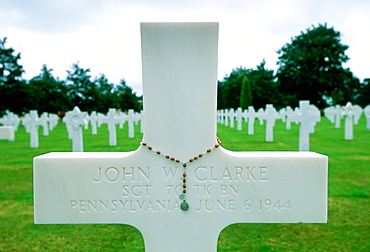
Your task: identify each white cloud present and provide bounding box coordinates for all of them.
[1,0,369,96]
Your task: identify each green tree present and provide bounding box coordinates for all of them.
[66,63,96,112]
[113,79,141,112]
[276,23,353,108]
[248,60,278,109]
[355,78,370,107]
[0,37,27,115]
[93,74,115,112]
[28,65,70,113]
[218,61,278,110]
[239,75,252,109]
[218,67,249,109]
[0,38,24,85]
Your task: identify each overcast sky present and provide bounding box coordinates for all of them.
[1,0,369,95]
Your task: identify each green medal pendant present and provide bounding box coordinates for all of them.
[180,200,189,211]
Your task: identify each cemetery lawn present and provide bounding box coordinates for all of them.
[0,118,369,251]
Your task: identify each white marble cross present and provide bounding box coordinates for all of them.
[324,105,342,129]
[49,113,59,131]
[126,109,136,138]
[224,109,230,126]
[219,109,225,124]
[364,104,370,130]
[228,108,235,128]
[40,112,50,136]
[235,107,244,131]
[288,101,321,151]
[332,105,343,129]
[284,106,298,130]
[22,110,44,148]
[243,106,258,135]
[63,106,88,152]
[34,23,327,252]
[259,104,281,142]
[342,102,363,140]
[98,108,123,146]
[88,111,99,135]
[0,112,20,131]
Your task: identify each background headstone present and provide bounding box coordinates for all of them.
[22,110,44,148]
[0,112,20,131]
[40,112,50,136]
[126,109,136,138]
[364,104,370,130]
[289,101,321,151]
[259,104,280,142]
[0,126,15,141]
[88,111,99,135]
[98,108,123,146]
[63,106,88,152]
[228,108,235,128]
[243,106,257,135]
[342,102,362,140]
[235,107,243,131]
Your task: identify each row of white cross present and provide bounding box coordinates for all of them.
[218,101,370,147]
[218,100,321,151]
[324,102,368,140]
[0,108,142,150]
[1,101,369,151]
[63,107,141,151]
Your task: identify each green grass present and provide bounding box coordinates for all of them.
[0,117,369,251]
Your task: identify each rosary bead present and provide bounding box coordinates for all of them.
[143,139,221,211]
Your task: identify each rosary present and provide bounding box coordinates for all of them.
[141,138,221,211]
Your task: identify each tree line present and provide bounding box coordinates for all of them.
[1,23,369,117]
[218,24,369,110]
[0,38,141,116]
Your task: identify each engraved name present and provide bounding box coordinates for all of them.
[93,167,150,183]
[193,166,268,182]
